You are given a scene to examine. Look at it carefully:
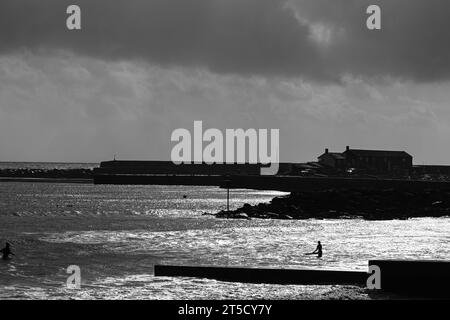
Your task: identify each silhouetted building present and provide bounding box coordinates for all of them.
[317,149,346,170]
[318,146,413,172]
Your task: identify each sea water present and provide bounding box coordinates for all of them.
[0,165,449,299]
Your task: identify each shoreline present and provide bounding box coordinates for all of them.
[0,167,94,183]
[0,177,93,184]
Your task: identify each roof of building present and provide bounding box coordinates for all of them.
[344,149,412,158]
[318,152,346,160]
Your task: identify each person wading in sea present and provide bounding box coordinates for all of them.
[312,241,322,258]
[305,241,322,258]
[0,242,14,260]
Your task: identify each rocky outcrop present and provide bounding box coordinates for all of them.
[215,189,450,220]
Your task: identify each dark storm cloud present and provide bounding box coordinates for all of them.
[292,0,450,82]
[1,0,450,81]
[0,0,323,78]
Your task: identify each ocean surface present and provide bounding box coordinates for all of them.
[0,163,449,299]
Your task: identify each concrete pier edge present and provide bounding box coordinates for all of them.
[155,260,450,298]
[369,259,450,298]
[154,265,367,285]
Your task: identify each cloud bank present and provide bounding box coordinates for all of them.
[1,1,450,163]
[1,0,450,81]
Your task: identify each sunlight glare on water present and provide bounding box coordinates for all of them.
[0,182,449,299]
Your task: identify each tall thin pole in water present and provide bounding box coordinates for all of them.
[225,179,231,212]
[227,187,230,212]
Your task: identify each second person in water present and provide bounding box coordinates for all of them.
[305,241,322,258]
[312,241,322,258]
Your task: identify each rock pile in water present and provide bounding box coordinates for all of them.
[215,189,450,220]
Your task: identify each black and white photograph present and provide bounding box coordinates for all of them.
[0,0,449,307]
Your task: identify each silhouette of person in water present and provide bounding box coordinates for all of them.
[0,242,14,260]
[311,241,322,258]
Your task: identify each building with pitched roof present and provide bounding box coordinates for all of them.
[318,146,413,172]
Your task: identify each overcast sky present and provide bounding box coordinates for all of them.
[1,0,450,164]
